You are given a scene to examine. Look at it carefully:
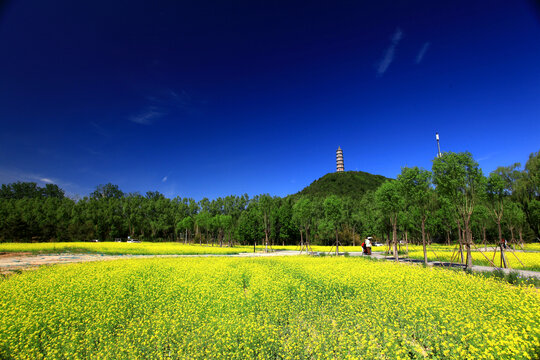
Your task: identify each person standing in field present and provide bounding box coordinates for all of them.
[365,237,372,255]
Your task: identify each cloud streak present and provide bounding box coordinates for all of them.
[129,108,165,125]
[415,42,430,64]
[377,27,403,76]
[0,167,92,198]
[162,176,168,182]
[90,121,110,137]
[477,152,499,162]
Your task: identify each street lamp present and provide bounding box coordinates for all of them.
[436,132,442,158]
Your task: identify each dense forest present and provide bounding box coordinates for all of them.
[1,151,538,258]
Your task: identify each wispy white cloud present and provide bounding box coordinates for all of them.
[129,108,165,125]
[0,167,89,198]
[162,176,168,182]
[90,121,110,137]
[477,152,498,162]
[169,89,192,108]
[377,27,403,76]
[415,42,430,64]
[0,167,54,185]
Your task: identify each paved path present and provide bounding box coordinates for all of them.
[1,250,539,280]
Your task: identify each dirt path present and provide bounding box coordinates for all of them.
[0,251,301,274]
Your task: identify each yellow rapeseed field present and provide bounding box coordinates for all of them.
[376,245,540,272]
[0,257,538,359]
[403,249,540,271]
[0,242,253,255]
[524,243,540,252]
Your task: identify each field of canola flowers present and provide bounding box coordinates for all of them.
[0,242,254,255]
[273,244,540,271]
[371,244,540,272]
[403,249,540,272]
[0,257,539,359]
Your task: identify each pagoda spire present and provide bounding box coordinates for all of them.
[336,146,344,172]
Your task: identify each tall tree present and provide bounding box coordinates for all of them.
[375,181,403,261]
[486,172,508,267]
[472,204,491,251]
[292,198,314,251]
[323,195,343,254]
[196,211,211,245]
[515,151,540,238]
[504,202,526,248]
[398,167,432,265]
[432,152,484,269]
[178,216,194,244]
[258,194,274,252]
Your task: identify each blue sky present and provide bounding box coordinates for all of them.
[1,0,539,199]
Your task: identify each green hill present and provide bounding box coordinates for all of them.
[294,171,390,199]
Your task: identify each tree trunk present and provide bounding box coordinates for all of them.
[457,221,464,264]
[421,217,427,266]
[392,217,398,261]
[509,227,515,250]
[497,219,502,247]
[265,229,269,253]
[464,218,473,269]
[500,243,508,268]
[335,228,339,255]
[405,230,409,256]
[482,227,487,251]
[387,229,392,256]
[497,219,507,268]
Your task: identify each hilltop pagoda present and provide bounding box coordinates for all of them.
[336,146,344,172]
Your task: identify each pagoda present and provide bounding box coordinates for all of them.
[336,147,344,172]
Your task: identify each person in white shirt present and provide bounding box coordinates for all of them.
[365,237,372,255]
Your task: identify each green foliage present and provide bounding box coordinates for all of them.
[90,183,124,199]
[398,167,432,208]
[1,149,539,246]
[375,181,402,221]
[295,171,388,200]
[322,195,343,229]
[0,182,64,200]
[432,152,485,216]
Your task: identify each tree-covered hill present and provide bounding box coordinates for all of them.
[294,171,390,199]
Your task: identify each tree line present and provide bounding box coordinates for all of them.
[1,151,538,259]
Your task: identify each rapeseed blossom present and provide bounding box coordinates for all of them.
[0,242,253,255]
[0,257,538,359]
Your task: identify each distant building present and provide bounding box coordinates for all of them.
[336,146,344,172]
